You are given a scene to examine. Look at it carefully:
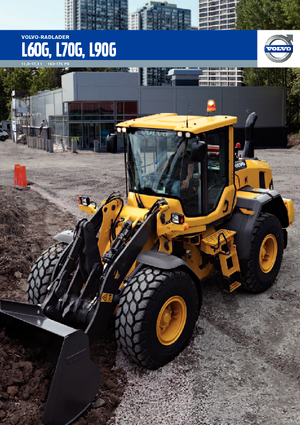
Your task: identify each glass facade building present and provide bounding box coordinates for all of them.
[65,0,128,30]
[198,0,243,86]
[46,100,137,150]
[13,72,286,150]
[129,1,191,86]
[67,100,137,149]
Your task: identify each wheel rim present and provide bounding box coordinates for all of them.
[259,234,278,273]
[156,296,187,346]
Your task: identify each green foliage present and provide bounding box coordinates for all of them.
[242,68,290,87]
[290,69,300,96]
[236,0,300,132]
[0,67,119,121]
[2,68,33,94]
[0,68,34,120]
[236,0,286,30]
[0,69,9,120]
[30,68,64,94]
[236,0,300,30]
[281,0,300,29]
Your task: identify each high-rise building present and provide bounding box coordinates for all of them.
[199,0,238,30]
[198,0,243,86]
[129,1,191,86]
[129,12,140,30]
[65,0,128,30]
[65,0,76,29]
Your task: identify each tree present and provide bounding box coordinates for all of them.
[0,69,10,121]
[281,0,300,29]
[2,68,33,94]
[30,68,64,95]
[0,68,33,120]
[236,0,286,30]
[236,0,300,132]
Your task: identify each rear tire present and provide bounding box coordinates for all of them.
[115,267,199,369]
[106,133,117,153]
[27,242,68,304]
[240,213,284,293]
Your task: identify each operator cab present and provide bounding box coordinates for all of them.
[122,125,230,217]
[117,107,237,223]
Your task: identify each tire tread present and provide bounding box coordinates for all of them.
[115,267,198,369]
[26,242,67,304]
[240,212,283,293]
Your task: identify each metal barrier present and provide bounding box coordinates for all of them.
[48,139,54,153]
[71,139,77,153]
[94,140,100,153]
[27,136,53,153]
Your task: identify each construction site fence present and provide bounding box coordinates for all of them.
[26,137,103,153]
[27,137,73,153]
[27,136,54,152]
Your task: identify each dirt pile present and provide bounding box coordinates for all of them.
[287,134,300,149]
[0,185,126,424]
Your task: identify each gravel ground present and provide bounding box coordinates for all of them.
[1,140,300,424]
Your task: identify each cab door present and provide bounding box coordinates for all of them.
[200,125,235,225]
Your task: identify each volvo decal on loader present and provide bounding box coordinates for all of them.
[0,102,294,424]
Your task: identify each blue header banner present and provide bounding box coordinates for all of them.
[0,30,257,67]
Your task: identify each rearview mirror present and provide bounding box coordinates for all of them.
[191,140,207,162]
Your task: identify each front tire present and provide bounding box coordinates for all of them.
[115,267,199,369]
[240,213,284,293]
[27,242,67,304]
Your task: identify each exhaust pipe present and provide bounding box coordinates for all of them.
[0,299,100,425]
[242,112,257,158]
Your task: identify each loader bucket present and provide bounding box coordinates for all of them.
[0,299,101,425]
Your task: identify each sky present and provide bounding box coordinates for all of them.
[1,0,199,30]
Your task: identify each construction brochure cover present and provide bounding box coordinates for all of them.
[0,30,299,68]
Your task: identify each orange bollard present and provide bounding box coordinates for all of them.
[14,164,21,187]
[14,165,30,191]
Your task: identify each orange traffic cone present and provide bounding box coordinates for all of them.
[14,164,30,191]
[13,164,20,187]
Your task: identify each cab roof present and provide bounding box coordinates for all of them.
[117,113,237,134]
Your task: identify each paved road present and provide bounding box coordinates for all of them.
[1,140,300,424]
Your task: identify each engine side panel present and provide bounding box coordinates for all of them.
[235,159,273,191]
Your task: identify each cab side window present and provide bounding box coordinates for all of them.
[206,128,229,213]
[179,138,202,217]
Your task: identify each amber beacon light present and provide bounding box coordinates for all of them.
[207,99,216,113]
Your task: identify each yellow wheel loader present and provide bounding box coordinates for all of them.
[0,104,294,424]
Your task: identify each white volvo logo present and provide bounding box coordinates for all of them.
[264,34,293,63]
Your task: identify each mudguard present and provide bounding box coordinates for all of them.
[223,187,290,260]
[136,250,202,307]
[54,230,74,244]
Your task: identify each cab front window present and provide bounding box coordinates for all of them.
[127,129,202,216]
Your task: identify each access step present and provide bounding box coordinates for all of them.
[201,229,237,255]
[201,229,242,293]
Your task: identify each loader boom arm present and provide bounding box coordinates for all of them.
[40,200,159,341]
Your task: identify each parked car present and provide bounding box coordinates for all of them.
[0,129,9,141]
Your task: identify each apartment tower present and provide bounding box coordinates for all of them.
[129,1,191,86]
[198,0,243,86]
[65,0,128,30]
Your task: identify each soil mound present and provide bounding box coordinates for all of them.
[0,185,125,424]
